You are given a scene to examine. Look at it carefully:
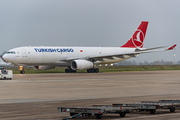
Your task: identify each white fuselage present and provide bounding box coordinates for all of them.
[3,46,136,67]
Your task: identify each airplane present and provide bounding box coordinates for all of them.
[1,21,177,74]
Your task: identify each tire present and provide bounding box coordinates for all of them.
[65,69,68,73]
[94,114,102,119]
[95,68,99,73]
[150,109,156,114]
[119,112,126,117]
[170,107,175,112]
[90,69,93,73]
[65,69,77,73]
[87,69,92,73]
[20,70,25,74]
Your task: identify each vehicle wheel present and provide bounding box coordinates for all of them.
[119,112,126,117]
[150,109,156,114]
[20,70,25,74]
[87,69,92,73]
[94,114,102,119]
[170,107,175,112]
[95,68,99,73]
[65,69,68,73]
[89,69,93,73]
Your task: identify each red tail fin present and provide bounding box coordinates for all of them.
[121,21,148,48]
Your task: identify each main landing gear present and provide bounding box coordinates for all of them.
[65,68,99,73]
[87,68,99,73]
[65,69,77,73]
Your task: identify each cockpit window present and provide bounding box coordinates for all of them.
[7,51,16,54]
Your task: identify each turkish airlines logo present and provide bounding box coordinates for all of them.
[131,29,144,48]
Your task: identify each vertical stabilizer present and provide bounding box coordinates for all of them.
[121,21,148,48]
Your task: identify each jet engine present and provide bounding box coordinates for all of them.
[71,60,94,70]
[34,65,55,70]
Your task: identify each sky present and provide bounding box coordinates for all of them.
[0,0,179,63]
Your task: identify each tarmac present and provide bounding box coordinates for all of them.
[0,70,180,120]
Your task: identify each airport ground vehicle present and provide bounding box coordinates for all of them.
[58,100,180,119]
[0,67,13,80]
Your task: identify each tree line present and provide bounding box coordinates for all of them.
[114,60,179,66]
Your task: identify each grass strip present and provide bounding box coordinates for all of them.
[6,65,180,74]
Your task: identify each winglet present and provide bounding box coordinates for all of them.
[165,44,177,51]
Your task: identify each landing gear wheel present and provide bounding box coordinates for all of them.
[170,107,175,112]
[95,68,99,73]
[150,109,156,114]
[87,68,99,73]
[65,69,76,73]
[119,112,126,117]
[94,114,102,119]
[20,70,25,74]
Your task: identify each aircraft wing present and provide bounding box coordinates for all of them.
[61,44,177,61]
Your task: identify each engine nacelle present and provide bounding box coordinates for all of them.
[71,60,94,70]
[33,65,55,70]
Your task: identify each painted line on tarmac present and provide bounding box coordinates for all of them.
[114,113,180,120]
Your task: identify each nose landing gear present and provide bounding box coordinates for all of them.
[19,66,25,74]
[20,70,25,74]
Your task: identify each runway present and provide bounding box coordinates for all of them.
[0,70,180,119]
